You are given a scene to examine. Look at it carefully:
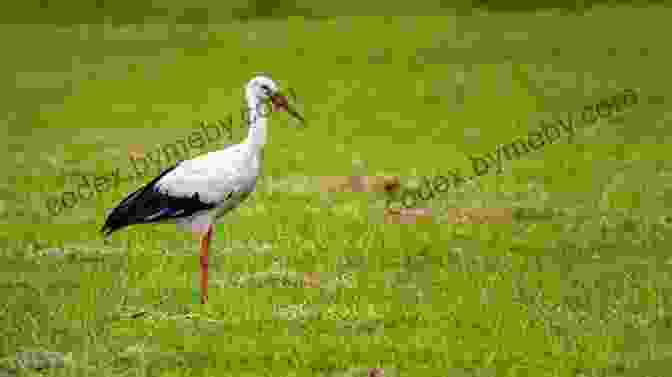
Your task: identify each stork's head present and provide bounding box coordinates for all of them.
[245,75,304,124]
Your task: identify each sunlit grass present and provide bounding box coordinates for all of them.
[2,5,672,377]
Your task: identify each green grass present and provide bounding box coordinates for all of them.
[2,4,672,376]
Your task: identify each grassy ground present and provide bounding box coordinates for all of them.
[2,4,672,376]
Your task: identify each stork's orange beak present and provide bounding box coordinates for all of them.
[270,92,305,124]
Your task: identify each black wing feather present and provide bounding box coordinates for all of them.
[100,163,217,237]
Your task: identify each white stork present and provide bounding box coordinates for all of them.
[100,76,305,304]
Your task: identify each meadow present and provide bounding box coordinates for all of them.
[2,2,672,376]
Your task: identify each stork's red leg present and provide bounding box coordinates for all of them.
[200,225,213,304]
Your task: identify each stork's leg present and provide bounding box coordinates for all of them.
[200,225,213,304]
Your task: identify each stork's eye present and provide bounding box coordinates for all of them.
[260,84,272,95]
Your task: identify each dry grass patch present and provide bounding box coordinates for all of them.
[383,207,515,225]
[321,176,400,193]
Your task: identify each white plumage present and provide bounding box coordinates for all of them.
[101,75,304,303]
[160,138,263,234]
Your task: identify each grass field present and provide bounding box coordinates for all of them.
[2,3,672,376]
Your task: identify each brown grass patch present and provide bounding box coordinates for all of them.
[384,207,434,224]
[321,176,400,193]
[443,207,514,224]
[384,207,514,224]
[127,144,146,159]
[303,272,321,288]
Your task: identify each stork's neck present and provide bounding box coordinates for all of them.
[243,95,267,152]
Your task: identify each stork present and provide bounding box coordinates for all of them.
[100,76,305,304]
